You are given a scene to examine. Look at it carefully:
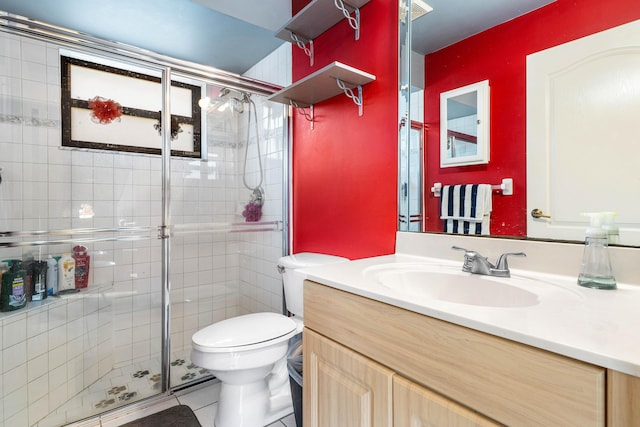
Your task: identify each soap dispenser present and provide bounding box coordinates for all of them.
[578,213,616,290]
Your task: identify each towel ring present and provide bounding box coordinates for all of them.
[431,178,513,197]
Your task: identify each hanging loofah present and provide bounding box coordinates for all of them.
[242,201,262,222]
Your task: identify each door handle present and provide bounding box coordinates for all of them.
[531,208,551,219]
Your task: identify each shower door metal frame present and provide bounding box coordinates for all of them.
[160,67,173,394]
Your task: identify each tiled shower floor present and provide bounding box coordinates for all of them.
[39,350,212,427]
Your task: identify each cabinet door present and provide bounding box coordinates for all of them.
[607,370,640,426]
[394,375,500,427]
[304,328,394,427]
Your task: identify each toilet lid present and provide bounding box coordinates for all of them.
[192,312,297,349]
[278,252,348,269]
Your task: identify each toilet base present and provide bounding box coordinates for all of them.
[214,364,293,427]
[262,403,295,427]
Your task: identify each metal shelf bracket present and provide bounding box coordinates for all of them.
[290,100,315,129]
[336,78,364,116]
[334,0,361,40]
[288,31,314,66]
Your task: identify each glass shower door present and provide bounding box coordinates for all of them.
[0,28,166,425]
[167,80,287,389]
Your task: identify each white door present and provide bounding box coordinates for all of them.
[527,19,640,245]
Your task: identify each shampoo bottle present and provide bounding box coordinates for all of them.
[58,253,75,292]
[31,260,48,301]
[73,245,90,289]
[1,260,28,311]
[46,255,59,295]
[578,213,616,290]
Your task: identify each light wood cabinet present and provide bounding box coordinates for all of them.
[302,280,638,426]
[304,327,500,427]
[607,369,640,425]
[303,328,393,427]
[393,375,499,427]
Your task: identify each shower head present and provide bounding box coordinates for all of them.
[199,88,249,113]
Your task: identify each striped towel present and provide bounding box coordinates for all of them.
[440,184,492,235]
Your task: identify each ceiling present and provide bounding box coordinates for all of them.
[191,0,558,58]
[0,0,290,74]
[1,0,556,74]
[192,0,559,64]
[411,0,557,55]
[192,0,291,32]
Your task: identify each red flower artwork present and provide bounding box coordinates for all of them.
[88,96,123,124]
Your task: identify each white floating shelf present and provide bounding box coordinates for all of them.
[275,0,371,43]
[267,61,376,110]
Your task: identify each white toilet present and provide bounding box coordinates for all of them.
[191,252,348,427]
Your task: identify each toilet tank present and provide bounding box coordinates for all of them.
[278,252,348,318]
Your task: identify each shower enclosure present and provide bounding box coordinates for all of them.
[0,13,289,427]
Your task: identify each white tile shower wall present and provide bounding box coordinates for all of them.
[243,43,292,88]
[0,291,112,427]
[236,97,287,314]
[239,45,290,315]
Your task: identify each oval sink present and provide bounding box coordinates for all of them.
[362,263,577,308]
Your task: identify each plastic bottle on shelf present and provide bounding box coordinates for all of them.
[46,255,59,296]
[73,245,90,289]
[58,253,76,292]
[1,260,28,311]
[31,260,48,301]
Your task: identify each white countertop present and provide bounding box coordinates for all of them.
[300,253,640,377]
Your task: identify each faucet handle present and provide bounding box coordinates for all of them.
[495,252,527,272]
[451,246,471,253]
[451,246,479,272]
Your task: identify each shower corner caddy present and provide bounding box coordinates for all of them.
[267,61,376,125]
[275,0,372,66]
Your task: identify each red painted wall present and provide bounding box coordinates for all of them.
[424,0,640,236]
[291,0,399,259]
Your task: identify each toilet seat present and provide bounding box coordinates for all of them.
[192,312,297,353]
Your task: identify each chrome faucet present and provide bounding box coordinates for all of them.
[452,246,526,277]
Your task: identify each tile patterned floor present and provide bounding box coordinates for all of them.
[56,350,296,427]
[173,382,297,427]
[44,350,213,427]
[68,380,296,427]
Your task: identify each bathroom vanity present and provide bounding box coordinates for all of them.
[303,281,639,426]
[300,235,640,426]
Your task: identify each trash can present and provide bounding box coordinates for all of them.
[287,332,303,427]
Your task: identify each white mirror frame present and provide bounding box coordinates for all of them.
[440,80,490,167]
